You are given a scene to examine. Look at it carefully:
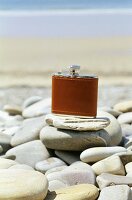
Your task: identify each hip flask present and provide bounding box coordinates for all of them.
[52,65,98,117]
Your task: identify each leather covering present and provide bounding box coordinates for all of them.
[52,75,98,117]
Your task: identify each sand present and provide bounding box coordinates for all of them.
[0,36,132,86]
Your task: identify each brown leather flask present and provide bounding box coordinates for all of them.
[52,65,98,117]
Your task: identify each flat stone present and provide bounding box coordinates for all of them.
[118,112,132,124]
[35,157,66,173]
[98,107,121,117]
[92,155,125,175]
[5,140,50,168]
[96,173,132,190]
[0,169,48,200]
[121,124,132,137]
[97,111,122,146]
[22,98,51,118]
[114,151,132,165]
[47,161,96,187]
[80,146,127,163]
[98,185,132,200]
[125,162,132,174]
[45,184,99,200]
[4,115,23,127]
[0,158,17,169]
[45,166,68,176]
[45,114,110,131]
[40,126,110,151]
[4,104,22,115]
[23,96,43,109]
[9,164,34,170]
[55,150,80,165]
[11,116,46,146]
[0,133,12,153]
[114,101,132,113]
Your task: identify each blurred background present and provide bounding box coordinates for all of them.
[0,0,132,86]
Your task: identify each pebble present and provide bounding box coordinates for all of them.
[114,101,132,113]
[92,155,125,175]
[121,124,132,137]
[40,126,110,151]
[45,166,68,176]
[98,185,132,200]
[0,133,12,153]
[46,184,99,200]
[4,104,22,115]
[0,169,48,200]
[55,150,80,165]
[98,106,121,117]
[124,138,132,149]
[23,96,43,109]
[126,172,132,178]
[125,162,132,174]
[22,98,51,118]
[11,116,46,146]
[35,157,67,173]
[48,180,67,191]
[97,111,122,146]
[80,146,127,163]
[5,140,50,168]
[0,158,17,169]
[96,173,132,190]
[45,114,110,131]
[118,112,132,124]
[47,161,96,188]
[9,164,34,170]
[114,151,132,165]
[4,115,23,127]
[1,126,21,136]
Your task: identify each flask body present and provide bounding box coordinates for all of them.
[52,72,98,117]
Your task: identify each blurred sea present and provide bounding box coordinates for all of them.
[0,0,132,37]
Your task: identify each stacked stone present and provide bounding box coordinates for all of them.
[0,97,132,199]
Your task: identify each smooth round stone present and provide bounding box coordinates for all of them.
[4,104,22,115]
[5,140,50,168]
[97,111,122,146]
[23,96,43,109]
[0,169,48,200]
[114,101,132,113]
[92,155,125,176]
[98,107,121,117]
[46,184,99,200]
[96,173,132,190]
[22,98,51,118]
[47,161,96,186]
[0,145,3,153]
[118,112,132,124]
[40,126,110,151]
[45,166,68,176]
[124,138,132,148]
[0,158,17,169]
[121,124,132,137]
[11,116,46,146]
[98,185,131,200]
[125,162,132,174]
[1,126,21,136]
[55,150,80,165]
[45,114,110,131]
[48,180,67,191]
[80,146,127,163]
[35,157,66,173]
[4,115,23,127]
[126,172,132,177]
[0,133,12,153]
[9,164,34,170]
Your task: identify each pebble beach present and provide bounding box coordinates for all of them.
[0,86,132,199]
